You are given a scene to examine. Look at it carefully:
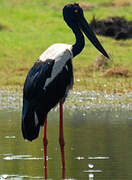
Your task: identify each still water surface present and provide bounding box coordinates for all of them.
[0,90,132,179]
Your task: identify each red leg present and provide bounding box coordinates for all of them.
[59,103,65,147]
[59,103,65,179]
[43,116,48,146]
[43,116,48,179]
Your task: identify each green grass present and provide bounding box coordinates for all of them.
[0,0,132,92]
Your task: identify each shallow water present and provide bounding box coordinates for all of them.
[0,89,132,179]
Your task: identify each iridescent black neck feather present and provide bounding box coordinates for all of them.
[72,24,85,57]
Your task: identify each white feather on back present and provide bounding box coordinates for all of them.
[39,43,73,88]
[39,43,73,61]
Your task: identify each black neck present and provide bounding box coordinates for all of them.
[72,26,85,57]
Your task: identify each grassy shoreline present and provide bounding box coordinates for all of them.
[0,0,132,92]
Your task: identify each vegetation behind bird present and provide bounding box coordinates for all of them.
[0,0,132,92]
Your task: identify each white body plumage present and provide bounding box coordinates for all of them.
[39,43,73,89]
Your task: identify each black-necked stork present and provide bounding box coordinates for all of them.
[22,3,109,168]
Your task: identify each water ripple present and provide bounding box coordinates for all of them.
[88,156,110,160]
[3,154,43,160]
[0,174,45,179]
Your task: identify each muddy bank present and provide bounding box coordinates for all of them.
[90,16,132,40]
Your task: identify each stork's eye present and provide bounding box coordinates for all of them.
[74,9,79,13]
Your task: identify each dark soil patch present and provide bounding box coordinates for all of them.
[90,16,132,40]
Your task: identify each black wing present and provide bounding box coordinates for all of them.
[24,59,54,100]
[22,59,54,141]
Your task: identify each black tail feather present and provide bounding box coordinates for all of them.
[22,116,40,141]
[22,99,41,141]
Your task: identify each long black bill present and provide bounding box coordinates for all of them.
[80,17,109,58]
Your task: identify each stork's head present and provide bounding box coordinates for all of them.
[63,3,109,58]
[63,3,84,26]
